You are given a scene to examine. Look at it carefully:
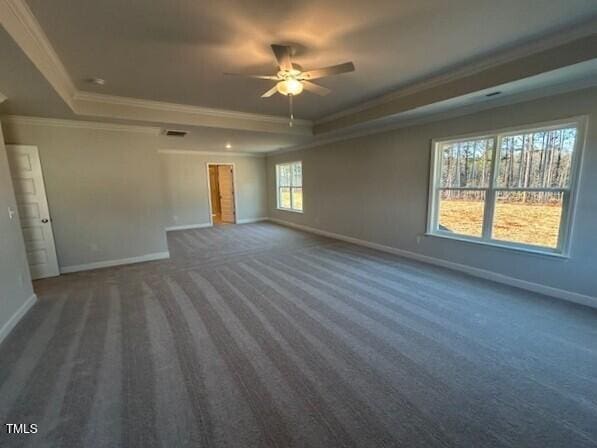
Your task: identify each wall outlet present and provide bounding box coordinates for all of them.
[173,215,179,222]
[416,235,422,245]
[90,243,98,251]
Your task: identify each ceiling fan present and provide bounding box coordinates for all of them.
[225,44,355,125]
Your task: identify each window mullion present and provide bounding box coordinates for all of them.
[290,186,294,210]
[290,163,295,210]
[431,144,441,232]
[482,136,500,240]
[433,187,440,232]
[429,121,581,254]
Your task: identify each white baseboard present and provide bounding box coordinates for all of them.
[60,251,170,274]
[165,223,211,231]
[237,217,268,224]
[0,294,37,346]
[269,218,597,309]
[166,219,267,230]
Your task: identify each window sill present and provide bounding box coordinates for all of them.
[277,207,303,214]
[424,232,570,260]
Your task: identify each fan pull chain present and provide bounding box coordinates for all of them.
[289,94,294,127]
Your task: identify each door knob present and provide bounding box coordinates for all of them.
[41,218,49,223]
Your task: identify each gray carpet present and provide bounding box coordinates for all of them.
[1,222,596,447]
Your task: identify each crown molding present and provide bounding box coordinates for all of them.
[2,115,161,134]
[0,0,312,135]
[158,148,265,157]
[0,0,77,108]
[315,20,597,133]
[271,77,597,156]
[73,92,310,125]
[73,92,312,135]
[3,0,595,138]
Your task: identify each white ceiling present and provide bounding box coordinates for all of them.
[299,59,597,150]
[1,0,595,154]
[0,25,310,153]
[24,0,597,121]
[0,27,72,118]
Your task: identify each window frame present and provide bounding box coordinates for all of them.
[276,160,303,213]
[426,117,586,257]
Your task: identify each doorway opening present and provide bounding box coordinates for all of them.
[207,163,237,225]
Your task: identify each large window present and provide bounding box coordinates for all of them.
[427,119,584,255]
[276,161,303,212]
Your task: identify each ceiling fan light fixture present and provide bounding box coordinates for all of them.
[277,78,303,96]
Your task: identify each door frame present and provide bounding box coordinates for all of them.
[205,162,238,225]
[6,144,60,278]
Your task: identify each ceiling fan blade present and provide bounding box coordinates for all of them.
[261,85,279,98]
[224,72,279,80]
[271,44,293,71]
[301,81,331,96]
[301,62,355,80]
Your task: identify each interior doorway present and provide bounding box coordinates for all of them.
[207,163,237,225]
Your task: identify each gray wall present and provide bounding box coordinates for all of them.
[1,120,270,270]
[1,122,169,269]
[0,122,35,338]
[268,87,597,298]
[160,152,267,228]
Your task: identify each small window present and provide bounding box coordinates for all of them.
[427,119,584,255]
[276,161,303,212]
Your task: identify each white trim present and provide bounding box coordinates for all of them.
[206,163,238,226]
[237,217,268,224]
[0,0,312,135]
[424,232,568,259]
[2,115,161,134]
[268,218,597,309]
[276,160,303,212]
[60,251,170,274]
[166,218,267,228]
[74,92,312,135]
[0,294,37,346]
[276,208,304,214]
[6,144,61,278]
[0,0,77,108]
[315,23,597,129]
[158,149,265,158]
[165,223,211,231]
[4,0,594,139]
[429,115,587,145]
[74,92,311,126]
[0,91,7,104]
[426,116,587,256]
[268,78,597,156]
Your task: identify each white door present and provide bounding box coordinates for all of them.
[6,145,60,279]
[217,165,236,224]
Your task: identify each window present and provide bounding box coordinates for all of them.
[427,119,584,255]
[276,161,303,212]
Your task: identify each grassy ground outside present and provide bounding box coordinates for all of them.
[439,200,562,248]
[279,189,303,211]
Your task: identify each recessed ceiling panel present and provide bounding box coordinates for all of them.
[25,0,597,120]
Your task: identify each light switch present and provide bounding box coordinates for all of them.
[8,206,16,220]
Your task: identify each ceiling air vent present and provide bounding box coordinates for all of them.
[163,129,188,137]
